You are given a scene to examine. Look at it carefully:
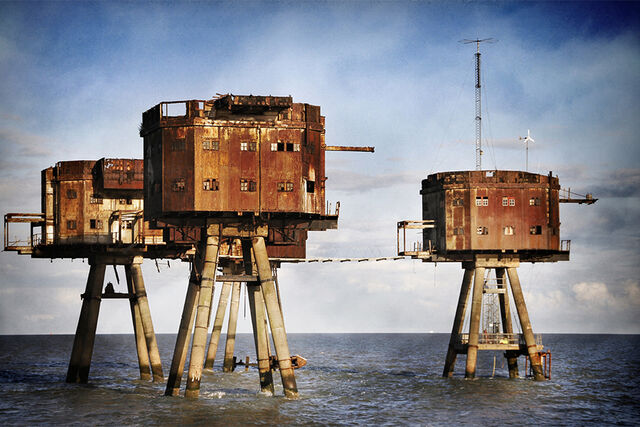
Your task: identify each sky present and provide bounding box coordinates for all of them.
[0,1,639,336]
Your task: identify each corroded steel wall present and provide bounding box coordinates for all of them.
[421,170,560,253]
[46,159,162,245]
[141,96,326,221]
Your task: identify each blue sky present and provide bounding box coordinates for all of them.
[1,1,639,335]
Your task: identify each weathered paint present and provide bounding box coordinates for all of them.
[422,170,561,257]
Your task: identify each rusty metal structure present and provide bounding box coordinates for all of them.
[4,158,195,384]
[140,94,372,398]
[398,169,595,380]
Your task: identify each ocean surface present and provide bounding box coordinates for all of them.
[0,333,638,425]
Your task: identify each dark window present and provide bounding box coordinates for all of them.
[530,225,542,235]
[306,180,315,193]
[453,198,464,206]
[203,179,219,191]
[476,226,488,235]
[67,189,77,199]
[90,219,103,230]
[453,227,464,235]
[67,220,77,230]
[171,139,186,151]
[278,142,285,151]
[172,178,185,192]
[286,142,294,152]
[529,197,541,206]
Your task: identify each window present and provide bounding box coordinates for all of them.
[203,139,219,150]
[273,141,300,152]
[503,197,515,206]
[240,179,256,192]
[67,220,77,230]
[529,197,540,206]
[277,182,294,192]
[476,226,488,235]
[281,110,290,120]
[293,143,300,152]
[530,225,542,235]
[453,227,464,235]
[476,196,488,206]
[90,195,103,204]
[504,226,515,236]
[241,141,257,152]
[172,178,185,192]
[171,139,185,151]
[203,179,219,191]
[67,189,77,199]
[453,198,464,206]
[306,180,315,193]
[509,198,516,206]
[90,219,103,230]
[271,142,278,151]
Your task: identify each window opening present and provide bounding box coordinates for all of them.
[476,226,488,235]
[240,179,256,192]
[306,180,315,193]
[203,139,219,150]
[476,196,488,206]
[67,189,77,199]
[277,182,294,192]
[241,141,257,152]
[203,179,219,191]
[90,195,102,204]
[90,219,103,230]
[454,198,464,206]
[504,226,515,235]
[530,225,542,235]
[453,227,464,235]
[67,220,77,230]
[172,178,185,192]
[529,197,540,206]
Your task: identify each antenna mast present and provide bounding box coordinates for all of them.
[461,38,496,170]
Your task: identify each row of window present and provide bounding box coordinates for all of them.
[458,196,542,207]
[172,179,313,193]
[67,219,133,231]
[171,139,301,152]
[452,225,543,236]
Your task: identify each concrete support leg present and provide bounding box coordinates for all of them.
[185,225,221,398]
[443,268,474,378]
[465,267,485,379]
[496,268,519,378]
[507,267,545,381]
[252,236,298,398]
[247,282,275,394]
[165,264,201,396]
[66,262,106,383]
[130,258,163,382]
[223,282,241,372]
[125,265,151,381]
[204,281,231,369]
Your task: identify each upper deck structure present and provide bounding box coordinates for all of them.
[140,94,343,228]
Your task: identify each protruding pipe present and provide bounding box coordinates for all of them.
[165,263,201,396]
[443,267,474,377]
[204,281,231,369]
[125,265,151,381]
[130,258,163,382]
[507,267,545,381]
[496,268,519,378]
[66,262,105,383]
[185,224,221,398]
[252,236,298,398]
[465,267,485,379]
[223,282,241,372]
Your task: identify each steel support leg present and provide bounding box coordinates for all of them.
[130,258,163,382]
[507,267,545,381]
[223,282,241,372]
[165,264,201,396]
[443,267,474,378]
[66,262,106,383]
[252,236,298,398]
[125,265,151,381]
[496,268,519,378]
[204,281,231,369]
[185,224,221,398]
[465,267,485,379]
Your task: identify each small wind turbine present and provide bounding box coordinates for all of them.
[519,129,535,171]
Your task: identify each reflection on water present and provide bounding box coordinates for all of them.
[0,334,638,425]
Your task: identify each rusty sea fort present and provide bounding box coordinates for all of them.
[0,333,639,424]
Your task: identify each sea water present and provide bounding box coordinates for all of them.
[0,334,638,425]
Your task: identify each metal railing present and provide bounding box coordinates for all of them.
[457,332,543,346]
[396,220,435,255]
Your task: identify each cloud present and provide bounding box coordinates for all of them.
[572,282,616,306]
[327,170,417,194]
[589,168,640,198]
